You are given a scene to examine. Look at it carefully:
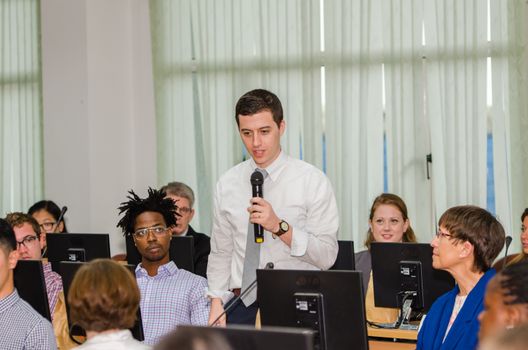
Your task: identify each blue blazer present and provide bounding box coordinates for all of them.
[417,269,496,350]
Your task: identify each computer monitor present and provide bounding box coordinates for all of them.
[125,235,194,273]
[55,261,144,341]
[370,242,455,327]
[330,240,355,270]
[177,325,315,350]
[258,270,368,350]
[46,233,111,262]
[14,260,52,321]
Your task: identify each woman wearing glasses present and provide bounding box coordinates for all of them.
[28,200,68,257]
[28,200,68,234]
[417,205,505,350]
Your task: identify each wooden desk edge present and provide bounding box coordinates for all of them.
[367,326,418,340]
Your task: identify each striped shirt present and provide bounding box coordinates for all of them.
[0,289,57,350]
[135,261,209,345]
[42,262,63,320]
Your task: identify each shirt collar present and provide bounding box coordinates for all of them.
[83,329,134,344]
[0,289,20,315]
[249,150,287,182]
[135,260,178,278]
[178,228,189,236]
[42,262,52,274]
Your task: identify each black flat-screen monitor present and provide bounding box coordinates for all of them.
[371,242,455,312]
[258,270,368,350]
[14,260,52,321]
[46,233,111,262]
[177,325,315,350]
[56,261,144,341]
[125,235,194,273]
[330,240,355,270]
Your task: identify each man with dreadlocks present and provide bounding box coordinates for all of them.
[117,188,209,345]
[478,260,528,343]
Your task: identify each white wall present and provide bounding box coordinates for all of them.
[41,0,156,255]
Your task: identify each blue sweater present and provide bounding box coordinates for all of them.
[416,269,495,350]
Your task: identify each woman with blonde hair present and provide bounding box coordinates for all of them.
[355,193,417,324]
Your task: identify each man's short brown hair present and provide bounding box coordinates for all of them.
[67,259,140,332]
[4,212,41,237]
[438,205,505,273]
[235,89,283,128]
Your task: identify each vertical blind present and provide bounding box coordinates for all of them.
[0,0,43,215]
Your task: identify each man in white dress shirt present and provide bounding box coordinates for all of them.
[207,89,339,325]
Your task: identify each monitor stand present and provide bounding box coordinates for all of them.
[370,291,420,331]
[397,298,419,331]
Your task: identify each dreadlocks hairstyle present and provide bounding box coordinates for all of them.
[116,188,179,237]
[499,260,528,306]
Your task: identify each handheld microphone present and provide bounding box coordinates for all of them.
[502,236,513,270]
[250,170,264,243]
[53,206,68,233]
[210,262,274,326]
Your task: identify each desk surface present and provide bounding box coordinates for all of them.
[368,326,418,340]
[369,340,415,350]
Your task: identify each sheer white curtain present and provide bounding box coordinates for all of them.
[151,0,322,235]
[382,1,433,242]
[151,0,527,245]
[424,0,488,230]
[0,0,43,214]
[490,0,528,238]
[324,0,384,245]
[325,0,526,246]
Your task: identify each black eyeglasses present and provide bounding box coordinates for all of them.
[39,222,56,231]
[16,235,39,248]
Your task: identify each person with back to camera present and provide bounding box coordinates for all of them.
[478,260,528,343]
[416,205,506,350]
[206,89,339,326]
[478,323,528,350]
[160,181,211,278]
[355,193,417,325]
[155,327,232,350]
[67,258,150,349]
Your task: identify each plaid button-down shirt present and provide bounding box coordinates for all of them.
[0,289,57,349]
[136,261,209,345]
[42,262,62,320]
